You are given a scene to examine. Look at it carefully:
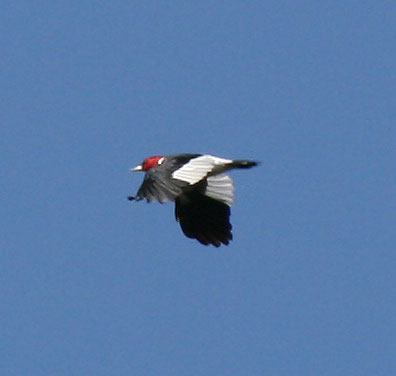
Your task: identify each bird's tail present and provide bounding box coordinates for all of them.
[229,160,259,169]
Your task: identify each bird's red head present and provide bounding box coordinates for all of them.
[130,155,165,172]
[141,155,164,171]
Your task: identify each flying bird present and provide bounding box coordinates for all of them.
[128,153,258,247]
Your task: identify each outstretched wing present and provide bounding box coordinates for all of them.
[133,168,184,203]
[171,155,233,184]
[175,192,233,247]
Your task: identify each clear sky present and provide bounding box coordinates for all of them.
[2,1,395,375]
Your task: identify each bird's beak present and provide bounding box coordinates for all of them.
[130,165,143,172]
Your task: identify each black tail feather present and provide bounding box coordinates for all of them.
[231,160,259,169]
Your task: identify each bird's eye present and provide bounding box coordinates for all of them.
[157,157,165,165]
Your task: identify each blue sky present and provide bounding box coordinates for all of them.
[2,1,395,375]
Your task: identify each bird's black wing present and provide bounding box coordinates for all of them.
[175,191,233,247]
[131,169,183,203]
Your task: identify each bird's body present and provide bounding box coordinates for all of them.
[129,154,258,247]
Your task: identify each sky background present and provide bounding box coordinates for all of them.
[1,1,395,375]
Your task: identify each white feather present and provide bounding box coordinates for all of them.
[205,174,234,206]
[172,155,233,184]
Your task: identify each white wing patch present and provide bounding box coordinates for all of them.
[205,174,234,206]
[172,155,233,185]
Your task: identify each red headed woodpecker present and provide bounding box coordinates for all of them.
[128,154,258,247]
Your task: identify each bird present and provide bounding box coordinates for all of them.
[128,153,258,247]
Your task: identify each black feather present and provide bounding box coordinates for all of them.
[175,192,232,247]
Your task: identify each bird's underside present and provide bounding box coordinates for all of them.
[128,154,257,247]
[129,176,233,247]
